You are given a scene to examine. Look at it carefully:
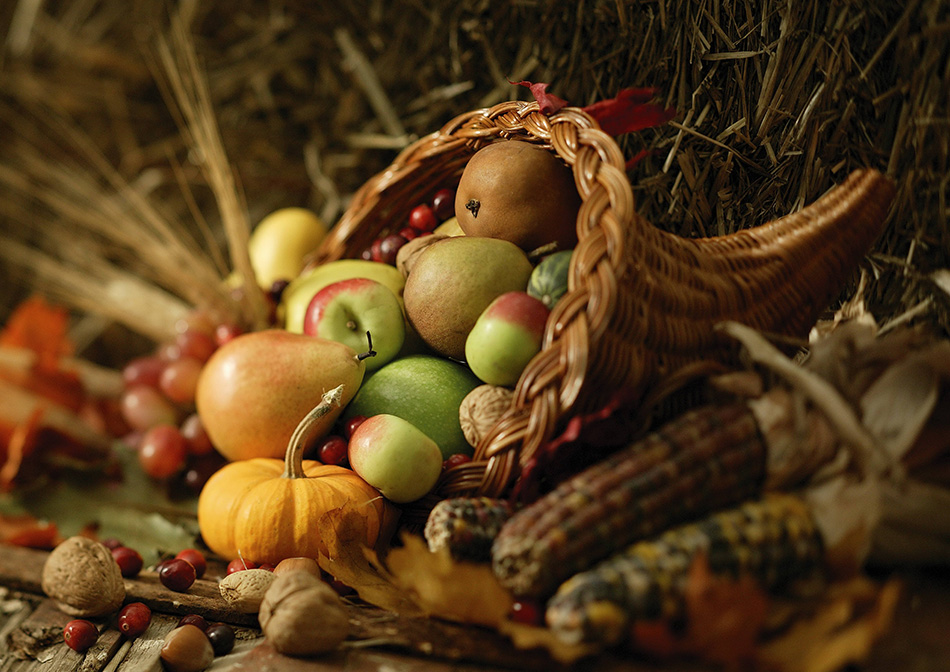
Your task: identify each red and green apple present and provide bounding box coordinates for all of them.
[464,291,550,387]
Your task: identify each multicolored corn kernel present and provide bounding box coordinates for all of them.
[424,497,515,562]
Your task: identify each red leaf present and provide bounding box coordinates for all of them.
[0,512,61,549]
[583,87,676,137]
[511,80,569,115]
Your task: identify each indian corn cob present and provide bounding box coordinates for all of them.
[546,492,824,646]
[424,497,515,562]
[492,401,767,598]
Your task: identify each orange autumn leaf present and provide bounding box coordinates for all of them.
[0,512,61,549]
[0,295,74,367]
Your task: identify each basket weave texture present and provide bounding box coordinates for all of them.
[307,100,895,501]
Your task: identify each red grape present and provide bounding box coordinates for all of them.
[175,549,207,579]
[370,239,384,262]
[226,558,258,575]
[122,356,166,388]
[408,203,438,232]
[378,234,408,265]
[398,226,419,241]
[118,602,152,638]
[63,619,98,652]
[139,425,188,479]
[206,623,235,656]
[159,557,196,592]
[180,414,214,455]
[316,435,348,466]
[343,415,367,440]
[158,357,203,404]
[120,385,178,431]
[181,453,226,494]
[431,188,456,221]
[112,546,144,578]
[175,329,217,363]
[177,613,208,631]
[175,311,217,338]
[214,323,242,347]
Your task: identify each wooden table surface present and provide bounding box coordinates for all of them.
[1,542,947,672]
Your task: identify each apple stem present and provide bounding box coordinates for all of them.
[357,331,377,362]
[283,384,345,479]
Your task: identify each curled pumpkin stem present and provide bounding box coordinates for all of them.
[283,384,345,479]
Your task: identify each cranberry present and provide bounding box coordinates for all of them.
[63,619,98,652]
[258,563,276,572]
[159,557,196,592]
[377,234,407,265]
[408,203,438,232]
[316,435,348,466]
[343,415,367,440]
[206,623,236,656]
[370,239,384,262]
[510,599,544,626]
[118,602,152,638]
[226,558,258,575]
[175,549,207,579]
[112,546,144,578]
[178,613,209,631]
[442,453,472,471]
[431,188,456,221]
[100,537,124,550]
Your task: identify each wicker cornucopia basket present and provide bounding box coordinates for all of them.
[304,100,895,503]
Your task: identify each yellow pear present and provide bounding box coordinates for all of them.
[195,330,369,461]
[249,208,328,288]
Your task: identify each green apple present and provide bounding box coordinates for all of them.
[347,414,443,503]
[302,278,405,372]
[248,207,327,288]
[465,291,550,387]
[343,355,481,459]
[280,259,407,334]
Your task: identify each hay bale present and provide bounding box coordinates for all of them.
[0,0,947,334]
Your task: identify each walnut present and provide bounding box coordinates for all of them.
[218,568,277,613]
[41,536,125,617]
[396,233,447,277]
[459,384,514,448]
[258,570,350,656]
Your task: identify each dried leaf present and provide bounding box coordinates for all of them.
[582,87,676,137]
[0,296,73,367]
[757,577,901,672]
[511,80,568,115]
[860,357,939,461]
[316,505,423,616]
[0,512,61,548]
[496,619,599,665]
[631,553,770,668]
[385,533,513,628]
[804,475,881,576]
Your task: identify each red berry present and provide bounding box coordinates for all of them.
[178,613,208,631]
[408,203,438,232]
[343,415,367,440]
[63,619,98,652]
[377,234,407,265]
[138,425,188,479]
[214,323,242,347]
[158,357,203,404]
[118,602,152,638]
[226,558,258,575]
[258,563,276,572]
[510,599,544,626]
[175,549,207,579]
[431,188,456,221]
[122,356,166,388]
[180,414,214,456]
[316,435,348,466]
[398,226,419,241]
[360,247,374,261]
[175,329,217,363]
[206,623,236,656]
[370,239,383,262]
[159,557,196,592]
[100,537,124,550]
[112,546,144,578]
[442,453,472,471]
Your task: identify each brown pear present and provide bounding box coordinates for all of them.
[454,140,581,252]
[403,236,533,360]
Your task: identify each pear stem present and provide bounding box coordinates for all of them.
[283,384,345,479]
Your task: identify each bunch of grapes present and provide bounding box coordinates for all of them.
[359,187,456,265]
[119,311,241,491]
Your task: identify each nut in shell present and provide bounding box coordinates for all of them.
[259,570,350,657]
[459,384,514,447]
[218,568,277,613]
[41,536,125,617]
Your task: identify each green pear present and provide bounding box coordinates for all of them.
[403,236,533,360]
[195,330,369,461]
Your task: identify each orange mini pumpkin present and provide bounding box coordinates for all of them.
[197,385,395,565]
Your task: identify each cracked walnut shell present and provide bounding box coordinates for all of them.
[259,570,350,657]
[459,385,514,448]
[41,536,125,617]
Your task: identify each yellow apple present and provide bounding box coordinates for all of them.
[248,207,328,289]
